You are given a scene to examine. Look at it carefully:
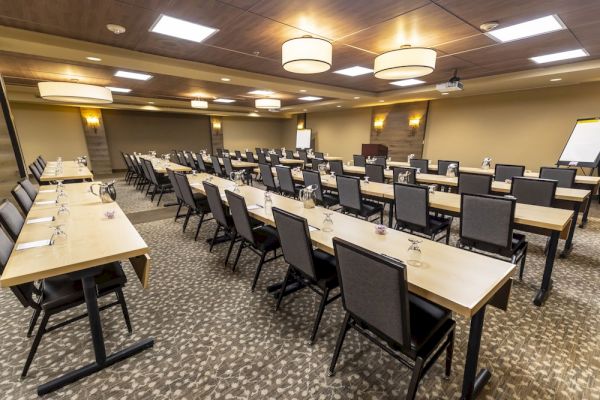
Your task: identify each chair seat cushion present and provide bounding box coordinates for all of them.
[312,249,339,288]
[427,215,451,234]
[322,193,339,207]
[409,294,453,356]
[358,200,383,218]
[252,225,281,252]
[95,262,127,293]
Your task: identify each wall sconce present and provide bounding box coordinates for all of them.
[297,121,305,130]
[212,121,222,130]
[85,115,100,133]
[373,119,384,134]
[408,116,421,136]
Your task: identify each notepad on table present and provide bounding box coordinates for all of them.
[16,239,52,251]
[247,204,263,210]
[26,216,55,224]
[308,225,320,232]
[39,189,56,193]
[35,200,56,205]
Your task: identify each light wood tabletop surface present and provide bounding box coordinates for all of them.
[139,155,191,173]
[202,155,258,169]
[41,161,94,182]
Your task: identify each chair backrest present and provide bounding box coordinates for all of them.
[276,165,296,196]
[255,147,262,155]
[216,148,224,157]
[274,148,283,157]
[121,152,134,171]
[223,149,230,157]
[246,151,256,163]
[372,156,386,168]
[438,160,460,176]
[259,163,277,191]
[211,156,224,176]
[272,208,317,279]
[336,175,362,212]
[510,177,557,207]
[314,151,324,159]
[142,158,160,184]
[353,154,366,167]
[285,150,294,159]
[458,172,492,195]
[0,228,37,309]
[223,157,234,178]
[0,200,25,241]
[203,181,229,228]
[298,150,309,164]
[460,193,515,251]
[539,167,576,188]
[11,184,32,215]
[28,163,42,184]
[393,183,429,229]
[365,164,384,183]
[139,157,152,180]
[302,169,324,202]
[34,158,44,173]
[174,172,197,209]
[225,190,255,243]
[184,152,196,169]
[235,150,242,160]
[195,153,207,172]
[392,167,417,184]
[494,164,525,182]
[329,160,344,176]
[176,151,187,166]
[37,155,47,168]
[270,154,281,166]
[262,148,270,154]
[166,169,182,201]
[333,237,411,351]
[257,152,268,164]
[312,158,325,171]
[409,158,429,174]
[0,224,14,274]
[18,179,37,201]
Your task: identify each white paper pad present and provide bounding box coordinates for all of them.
[39,189,56,193]
[26,217,55,224]
[17,239,52,250]
[247,204,263,210]
[35,200,56,205]
[308,225,319,232]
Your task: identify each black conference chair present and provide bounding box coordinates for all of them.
[392,167,417,184]
[539,167,576,188]
[285,150,295,159]
[142,158,172,205]
[0,200,24,241]
[274,148,283,157]
[336,175,383,223]
[314,151,324,159]
[37,155,47,168]
[270,154,281,167]
[174,172,212,240]
[329,160,344,176]
[203,182,238,265]
[235,150,243,160]
[137,158,153,195]
[438,160,460,176]
[312,158,325,171]
[194,152,209,173]
[11,184,33,215]
[130,156,147,190]
[275,165,299,198]
[18,179,38,201]
[28,163,43,185]
[262,148,270,154]
[394,183,451,243]
[298,150,309,165]
[184,152,196,169]
[303,170,338,208]
[176,151,187,166]
[223,157,235,179]
[494,164,525,182]
[365,163,385,183]
[257,152,268,165]
[121,152,136,184]
[353,154,366,167]
[409,158,429,174]
[272,208,341,343]
[216,148,224,158]
[34,158,45,174]
[255,147,262,155]
[510,177,557,207]
[372,155,387,168]
[225,190,282,291]
[330,238,455,400]
[166,169,186,221]
[259,163,278,192]
[246,151,256,163]
[457,193,528,280]
[458,172,492,195]
[211,155,226,178]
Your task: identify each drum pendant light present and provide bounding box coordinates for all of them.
[282,36,332,74]
[255,98,281,109]
[374,45,436,80]
[38,82,113,104]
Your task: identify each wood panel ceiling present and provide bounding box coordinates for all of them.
[0,0,599,101]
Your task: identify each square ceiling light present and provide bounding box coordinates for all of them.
[213,98,236,103]
[390,79,425,87]
[106,86,132,93]
[334,66,373,77]
[486,15,565,43]
[114,70,153,81]
[299,96,323,101]
[248,90,274,96]
[150,14,218,43]
[530,49,588,64]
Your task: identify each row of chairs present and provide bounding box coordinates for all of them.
[121,152,173,205]
[0,178,133,378]
[27,155,47,185]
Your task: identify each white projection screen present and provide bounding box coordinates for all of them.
[558,118,600,167]
[296,129,312,149]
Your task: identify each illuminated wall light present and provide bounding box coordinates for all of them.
[373,118,385,133]
[409,117,421,128]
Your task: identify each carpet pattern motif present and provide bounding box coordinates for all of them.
[0,177,598,399]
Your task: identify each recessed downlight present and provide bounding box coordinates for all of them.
[550,78,562,82]
[299,96,322,101]
[221,77,231,82]
[86,56,102,62]
[213,98,235,103]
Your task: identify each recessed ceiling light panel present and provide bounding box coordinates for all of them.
[106,86,132,93]
[248,90,274,96]
[299,96,323,101]
[115,70,153,81]
[486,15,565,43]
[86,56,102,62]
[390,79,426,87]
[150,14,218,43]
[334,66,373,77]
[530,49,588,64]
[213,98,236,103]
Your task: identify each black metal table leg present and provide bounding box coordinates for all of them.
[560,202,580,258]
[461,306,490,400]
[37,273,154,396]
[388,199,394,228]
[579,194,592,228]
[534,230,560,306]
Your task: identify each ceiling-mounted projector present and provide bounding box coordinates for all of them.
[436,70,463,92]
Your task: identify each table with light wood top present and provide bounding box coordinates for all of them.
[188,172,514,399]
[202,155,258,169]
[241,153,305,166]
[139,155,191,173]
[41,161,94,182]
[0,182,153,395]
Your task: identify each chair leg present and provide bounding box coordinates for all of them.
[406,356,425,400]
[445,330,454,377]
[224,233,237,265]
[194,212,205,241]
[446,224,451,245]
[150,186,157,201]
[22,313,49,377]
[174,201,183,221]
[309,287,330,344]
[518,247,528,281]
[328,312,351,376]
[275,265,293,311]
[209,225,220,252]
[157,186,165,205]
[232,241,245,271]
[250,251,267,292]
[183,208,192,232]
[115,288,133,334]
[27,308,41,338]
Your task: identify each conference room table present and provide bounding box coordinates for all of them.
[187,172,514,399]
[40,161,94,182]
[240,153,305,166]
[0,181,153,396]
[138,154,191,174]
[201,154,258,170]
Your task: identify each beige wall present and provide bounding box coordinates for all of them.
[424,83,600,170]
[103,109,211,169]
[12,103,89,168]
[222,117,286,152]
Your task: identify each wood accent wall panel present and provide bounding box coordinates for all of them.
[79,108,112,174]
[370,101,429,160]
[210,116,223,153]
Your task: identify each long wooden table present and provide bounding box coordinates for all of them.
[188,172,514,400]
[41,161,94,182]
[139,155,191,174]
[0,182,153,395]
[202,155,258,169]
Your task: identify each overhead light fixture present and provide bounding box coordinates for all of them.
[150,14,218,43]
[220,77,231,82]
[255,98,281,109]
[334,66,373,77]
[248,112,260,117]
[374,45,436,80]
[248,90,274,96]
[191,99,208,109]
[106,24,126,35]
[441,92,449,95]
[38,82,113,104]
[214,98,235,103]
[390,79,426,87]
[148,101,155,104]
[115,70,153,81]
[486,15,565,43]
[336,105,342,108]
[299,89,307,93]
[530,49,588,64]
[550,78,562,82]
[379,100,385,103]
[299,96,322,101]
[106,86,132,93]
[353,96,360,100]
[86,56,102,62]
[282,36,332,74]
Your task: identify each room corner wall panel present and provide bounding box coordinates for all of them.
[80,108,111,174]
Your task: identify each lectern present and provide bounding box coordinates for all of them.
[361,144,388,157]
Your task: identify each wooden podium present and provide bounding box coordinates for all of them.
[362,144,388,157]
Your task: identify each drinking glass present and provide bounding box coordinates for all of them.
[50,224,67,245]
[407,238,423,267]
[322,212,334,232]
[56,203,70,222]
[428,184,437,195]
[264,192,273,215]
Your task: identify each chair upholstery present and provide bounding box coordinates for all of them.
[298,150,309,164]
[0,200,25,240]
[329,160,344,176]
[336,175,383,221]
[211,155,225,177]
[274,149,283,157]
[11,184,33,215]
[18,179,38,201]
[276,165,297,197]
[259,163,278,192]
[270,154,281,166]
[312,158,325,171]
[28,163,42,185]
[235,150,243,160]
[223,157,235,178]
[302,170,338,207]
[392,167,417,184]
[257,152,268,164]
[195,153,208,172]
[539,167,576,188]
[175,172,211,239]
[372,156,387,168]
[409,158,429,174]
[494,164,525,182]
[285,150,294,159]
[365,163,384,183]
[458,172,492,195]
[216,148,224,157]
[353,154,366,167]
[315,151,324,159]
[438,160,459,176]
[246,151,256,163]
[511,177,557,207]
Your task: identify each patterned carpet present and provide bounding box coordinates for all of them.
[0,176,598,399]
